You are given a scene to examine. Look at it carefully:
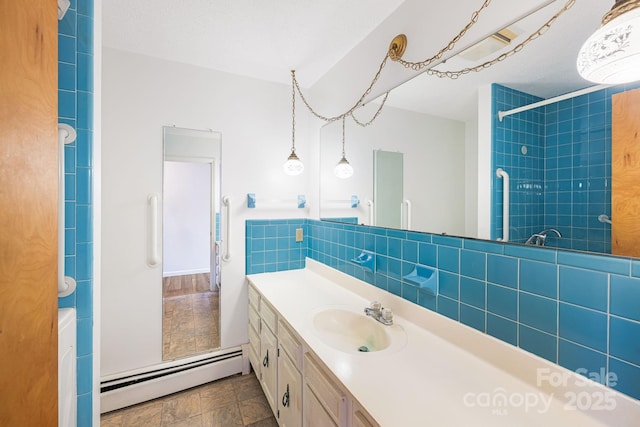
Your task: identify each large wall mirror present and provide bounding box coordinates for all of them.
[319,0,640,258]
[162,126,222,360]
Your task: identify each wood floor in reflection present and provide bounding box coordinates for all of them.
[162,273,220,360]
[101,373,277,427]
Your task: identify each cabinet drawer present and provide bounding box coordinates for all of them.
[248,283,260,310]
[278,319,301,367]
[304,384,338,427]
[248,304,260,333]
[248,342,259,373]
[304,353,345,424]
[259,298,277,333]
[353,406,378,427]
[248,322,260,361]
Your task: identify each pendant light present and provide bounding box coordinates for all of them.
[283,70,304,176]
[577,0,640,84]
[334,117,354,179]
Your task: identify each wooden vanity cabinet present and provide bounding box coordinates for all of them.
[247,283,303,425]
[259,318,278,412]
[248,281,379,427]
[277,319,303,426]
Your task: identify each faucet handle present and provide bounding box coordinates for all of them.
[370,301,382,311]
[382,308,393,321]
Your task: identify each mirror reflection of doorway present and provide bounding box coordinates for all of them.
[374,149,404,228]
[162,127,221,360]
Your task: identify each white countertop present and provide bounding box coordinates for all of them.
[247,259,640,427]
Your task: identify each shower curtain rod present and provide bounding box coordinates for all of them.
[497,84,613,122]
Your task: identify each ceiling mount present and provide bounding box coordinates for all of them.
[389,34,407,60]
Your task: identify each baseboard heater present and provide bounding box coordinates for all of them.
[101,346,249,413]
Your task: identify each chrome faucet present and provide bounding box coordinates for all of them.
[364,301,393,325]
[525,228,562,246]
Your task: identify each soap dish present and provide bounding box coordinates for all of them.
[403,264,438,296]
[350,250,375,273]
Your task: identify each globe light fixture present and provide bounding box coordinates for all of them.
[334,117,353,179]
[577,0,640,84]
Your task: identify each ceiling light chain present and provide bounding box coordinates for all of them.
[291,69,296,152]
[390,0,493,70]
[349,92,389,127]
[397,0,576,80]
[291,51,390,125]
[341,116,347,157]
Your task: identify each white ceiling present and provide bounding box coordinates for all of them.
[102,0,611,122]
[102,0,405,86]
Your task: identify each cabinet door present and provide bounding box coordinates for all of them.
[304,384,338,427]
[277,350,302,427]
[260,322,278,412]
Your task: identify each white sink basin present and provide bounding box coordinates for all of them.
[312,308,407,353]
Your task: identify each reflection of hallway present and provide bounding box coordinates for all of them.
[162,273,220,360]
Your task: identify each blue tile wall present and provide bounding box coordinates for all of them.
[492,83,640,253]
[56,1,94,425]
[247,218,640,401]
[245,219,308,274]
[492,84,546,243]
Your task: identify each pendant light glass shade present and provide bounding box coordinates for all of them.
[283,150,304,175]
[334,156,354,179]
[334,117,353,179]
[577,3,640,84]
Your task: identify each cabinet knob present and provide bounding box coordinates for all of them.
[263,350,269,367]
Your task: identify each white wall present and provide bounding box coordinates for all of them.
[101,48,310,376]
[319,104,466,235]
[465,118,479,237]
[162,161,210,276]
[477,84,493,240]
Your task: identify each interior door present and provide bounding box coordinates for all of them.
[0,1,59,425]
[612,88,640,257]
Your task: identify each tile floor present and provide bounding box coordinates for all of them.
[162,274,220,360]
[100,373,278,427]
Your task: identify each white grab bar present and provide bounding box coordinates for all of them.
[58,124,77,297]
[147,193,160,267]
[222,196,231,262]
[367,200,374,226]
[496,168,510,242]
[402,199,412,230]
[598,214,612,225]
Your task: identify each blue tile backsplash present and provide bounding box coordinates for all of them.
[245,218,640,401]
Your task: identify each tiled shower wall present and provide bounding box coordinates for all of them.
[57,1,95,425]
[491,85,545,244]
[246,218,640,401]
[493,82,640,253]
